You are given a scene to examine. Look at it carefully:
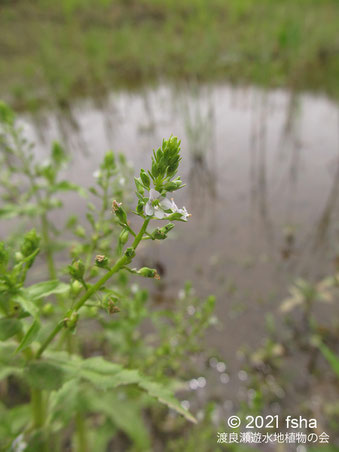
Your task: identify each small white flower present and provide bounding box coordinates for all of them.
[144,189,173,219]
[169,199,191,222]
[144,188,190,221]
[12,434,27,452]
[177,206,190,221]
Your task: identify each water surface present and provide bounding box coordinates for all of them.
[19,83,339,414]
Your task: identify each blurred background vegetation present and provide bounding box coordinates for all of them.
[0,0,339,109]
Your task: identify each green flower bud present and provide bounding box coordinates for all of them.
[106,299,120,315]
[163,181,177,192]
[101,151,116,171]
[137,267,160,280]
[112,200,127,224]
[136,200,144,215]
[124,247,136,263]
[140,169,151,189]
[75,225,86,238]
[119,229,129,245]
[42,303,54,316]
[68,259,85,281]
[117,228,129,255]
[64,311,79,332]
[151,228,166,240]
[15,251,23,261]
[163,179,183,192]
[20,229,40,258]
[88,306,98,317]
[125,247,136,258]
[149,137,182,186]
[134,177,145,195]
[95,254,109,269]
[163,223,175,233]
[70,280,83,297]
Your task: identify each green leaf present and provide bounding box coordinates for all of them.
[0,366,23,380]
[49,380,79,426]
[79,357,141,389]
[0,342,24,380]
[138,379,197,423]
[45,353,196,423]
[26,281,70,300]
[14,294,39,318]
[0,318,22,341]
[318,341,339,379]
[52,181,87,197]
[88,392,150,450]
[0,203,40,219]
[25,361,66,391]
[16,320,40,352]
[0,403,30,441]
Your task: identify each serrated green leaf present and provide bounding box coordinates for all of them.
[138,379,197,423]
[45,353,196,423]
[0,366,23,380]
[24,361,66,391]
[79,357,140,389]
[49,380,79,426]
[0,318,22,341]
[16,320,40,352]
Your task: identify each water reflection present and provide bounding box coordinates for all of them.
[19,83,339,365]
[181,85,217,211]
[249,91,275,250]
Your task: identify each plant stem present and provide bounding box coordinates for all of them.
[36,218,150,359]
[31,388,49,451]
[75,412,88,452]
[41,212,56,280]
[31,388,44,428]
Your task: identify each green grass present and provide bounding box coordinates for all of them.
[1,0,339,110]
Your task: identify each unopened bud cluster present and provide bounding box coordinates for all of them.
[95,254,109,269]
[137,267,160,280]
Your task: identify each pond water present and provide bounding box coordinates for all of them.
[19,83,339,414]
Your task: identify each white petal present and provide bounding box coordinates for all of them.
[149,189,160,200]
[159,197,173,210]
[178,206,190,220]
[170,199,179,212]
[154,207,165,219]
[144,201,154,216]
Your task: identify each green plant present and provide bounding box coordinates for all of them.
[0,103,216,451]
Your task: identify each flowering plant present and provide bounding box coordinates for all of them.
[0,104,218,452]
